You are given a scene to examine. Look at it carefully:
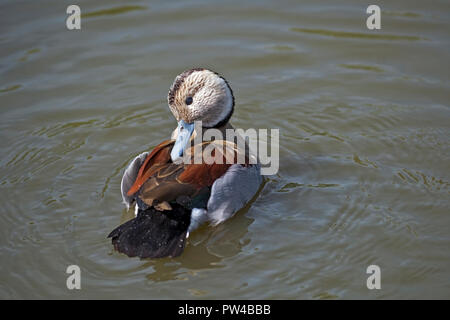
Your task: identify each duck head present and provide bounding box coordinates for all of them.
[167,68,235,161]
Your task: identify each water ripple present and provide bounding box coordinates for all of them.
[291,27,423,41]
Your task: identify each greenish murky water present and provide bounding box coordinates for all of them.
[1,0,449,299]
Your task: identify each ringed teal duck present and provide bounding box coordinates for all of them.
[108,68,263,258]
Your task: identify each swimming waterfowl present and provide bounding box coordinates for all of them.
[108,68,263,258]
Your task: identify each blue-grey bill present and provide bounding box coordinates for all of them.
[170,120,195,161]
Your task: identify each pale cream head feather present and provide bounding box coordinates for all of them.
[167,68,234,128]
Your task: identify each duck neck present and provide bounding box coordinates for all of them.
[212,122,234,141]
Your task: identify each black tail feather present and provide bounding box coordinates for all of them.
[108,204,191,259]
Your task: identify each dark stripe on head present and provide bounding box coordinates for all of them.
[208,73,235,129]
[168,68,205,106]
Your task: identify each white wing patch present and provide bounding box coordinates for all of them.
[187,208,208,237]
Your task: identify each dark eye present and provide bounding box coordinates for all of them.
[185,96,193,105]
